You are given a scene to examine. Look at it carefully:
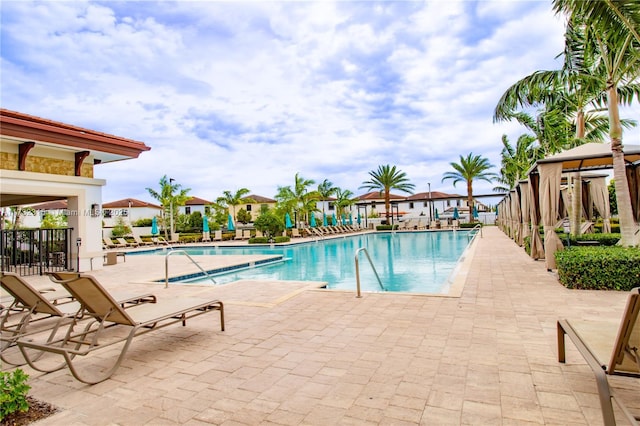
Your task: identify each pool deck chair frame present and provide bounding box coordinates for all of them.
[18,274,224,384]
[1,272,157,366]
[557,287,640,426]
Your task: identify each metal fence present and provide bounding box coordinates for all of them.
[1,228,73,276]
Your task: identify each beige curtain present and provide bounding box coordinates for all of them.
[511,188,522,246]
[539,163,564,270]
[590,176,611,233]
[519,181,530,243]
[528,173,545,260]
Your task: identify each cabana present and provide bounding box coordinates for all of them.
[526,143,640,270]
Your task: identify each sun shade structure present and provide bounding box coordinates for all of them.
[498,143,640,270]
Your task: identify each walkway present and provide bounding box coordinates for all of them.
[4,227,639,425]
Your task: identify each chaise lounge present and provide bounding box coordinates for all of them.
[557,287,639,426]
[18,273,224,384]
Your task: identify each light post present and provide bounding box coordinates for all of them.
[75,237,82,273]
[169,178,175,242]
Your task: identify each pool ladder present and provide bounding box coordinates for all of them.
[165,250,216,288]
[354,247,385,297]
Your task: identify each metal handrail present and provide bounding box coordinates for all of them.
[472,223,483,238]
[165,250,216,288]
[354,247,385,297]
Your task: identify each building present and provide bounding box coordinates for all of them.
[102,198,162,228]
[0,108,150,274]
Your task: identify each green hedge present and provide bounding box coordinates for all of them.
[559,233,620,247]
[376,225,398,231]
[248,236,290,244]
[555,246,640,291]
[459,222,482,229]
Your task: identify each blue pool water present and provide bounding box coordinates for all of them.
[145,231,476,293]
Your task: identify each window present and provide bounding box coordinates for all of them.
[446,200,451,207]
[103,209,112,218]
[409,202,414,209]
[205,206,210,214]
[246,205,252,211]
[185,207,191,215]
[329,203,335,211]
[371,202,376,209]
[423,201,428,207]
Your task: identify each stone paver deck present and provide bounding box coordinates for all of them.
[2,227,639,425]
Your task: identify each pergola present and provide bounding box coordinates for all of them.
[498,143,640,270]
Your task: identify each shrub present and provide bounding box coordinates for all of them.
[376,225,398,231]
[459,222,481,229]
[249,237,270,244]
[555,246,640,291]
[559,233,621,247]
[273,236,290,243]
[111,217,132,238]
[132,218,153,227]
[1,369,31,420]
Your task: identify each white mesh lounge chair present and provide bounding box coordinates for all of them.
[18,273,224,384]
[557,287,639,426]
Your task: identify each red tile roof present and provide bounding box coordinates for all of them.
[102,198,161,209]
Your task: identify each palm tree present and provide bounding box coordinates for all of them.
[442,154,498,223]
[334,188,356,220]
[317,179,337,215]
[275,173,317,225]
[360,165,415,224]
[552,0,640,245]
[494,134,539,193]
[146,175,191,239]
[216,189,255,222]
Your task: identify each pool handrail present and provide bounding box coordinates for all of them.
[165,250,216,288]
[472,223,483,238]
[354,247,385,297]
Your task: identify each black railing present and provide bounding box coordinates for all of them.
[1,228,73,276]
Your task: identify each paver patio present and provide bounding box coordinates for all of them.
[2,227,638,425]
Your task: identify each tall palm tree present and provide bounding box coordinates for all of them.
[360,165,415,224]
[553,0,640,245]
[317,179,337,215]
[146,175,191,239]
[442,154,498,223]
[216,188,255,222]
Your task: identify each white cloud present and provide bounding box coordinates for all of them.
[2,0,635,208]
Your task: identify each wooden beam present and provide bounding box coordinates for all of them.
[18,142,35,170]
[75,151,90,176]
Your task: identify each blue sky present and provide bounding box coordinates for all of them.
[2,1,638,205]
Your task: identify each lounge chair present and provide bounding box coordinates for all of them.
[153,236,170,246]
[235,229,244,240]
[18,273,224,384]
[212,230,223,241]
[117,237,138,248]
[291,228,302,238]
[133,235,154,246]
[103,237,126,249]
[1,272,155,366]
[581,221,595,234]
[557,287,640,426]
[242,229,252,240]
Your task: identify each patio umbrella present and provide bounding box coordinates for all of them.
[310,215,317,227]
[227,214,235,231]
[323,213,328,227]
[453,207,460,220]
[349,215,353,226]
[202,215,209,232]
[332,214,337,226]
[151,217,159,235]
[341,214,346,225]
[285,212,293,229]
[434,209,439,219]
[472,206,479,219]
[357,212,361,225]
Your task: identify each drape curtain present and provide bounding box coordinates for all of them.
[590,176,611,233]
[511,188,522,246]
[528,173,545,260]
[539,163,564,270]
[519,181,530,243]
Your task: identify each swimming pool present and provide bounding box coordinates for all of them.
[146,231,477,294]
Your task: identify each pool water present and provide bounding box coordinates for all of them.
[152,231,475,293]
